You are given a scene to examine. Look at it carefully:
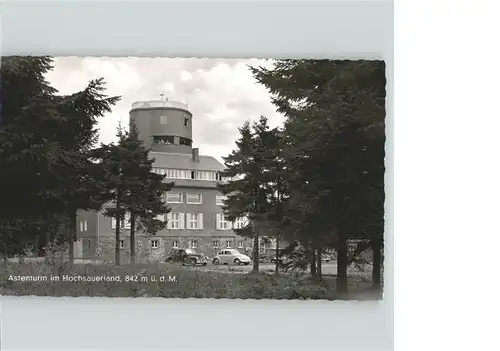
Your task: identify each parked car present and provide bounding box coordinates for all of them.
[165,248,208,266]
[213,249,251,265]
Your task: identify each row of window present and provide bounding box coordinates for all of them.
[151,168,233,182]
[111,213,248,231]
[153,136,193,147]
[118,239,246,250]
[164,192,227,205]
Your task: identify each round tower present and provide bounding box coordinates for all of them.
[129,98,193,154]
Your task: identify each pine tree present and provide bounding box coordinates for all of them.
[121,123,173,264]
[97,123,173,265]
[251,60,386,291]
[0,57,119,257]
[0,56,62,252]
[218,117,277,274]
[50,79,119,262]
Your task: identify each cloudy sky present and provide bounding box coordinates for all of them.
[45,57,283,162]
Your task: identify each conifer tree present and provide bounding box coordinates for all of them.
[251,60,386,291]
[0,57,119,257]
[121,123,173,264]
[218,117,277,274]
[97,123,173,265]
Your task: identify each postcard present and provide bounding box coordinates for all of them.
[0,57,385,300]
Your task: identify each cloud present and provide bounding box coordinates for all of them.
[45,57,283,161]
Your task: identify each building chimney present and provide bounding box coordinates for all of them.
[192,148,200,162]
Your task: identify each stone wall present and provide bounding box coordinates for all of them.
[92,234,255,262]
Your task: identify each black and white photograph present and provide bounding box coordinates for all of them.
[0,57,386,300]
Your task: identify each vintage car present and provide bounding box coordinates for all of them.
[212,249,251,265]
[165,248,208,266]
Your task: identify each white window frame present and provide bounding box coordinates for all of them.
[155,213,166,221]
[216,195,227,206]
[212,240,219,247]
[259,238,266,253]
[195,171,217,181]
[160,115,168,124]
[226,240,232,248]
[233,216,247,229]
[216,214,232,230]
[186,193,203,204]
[83,220,88,231]
[119,240,125,249]
[151,240,159,249]
[186,213,203,230]
[238,240,244,249]
[172,240,179,248]
[189,240,198,249]
[167,212,184,230]
[80,220,84,232]
[111,217,128,230]
[166,192,183,204]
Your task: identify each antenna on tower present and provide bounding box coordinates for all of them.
[160,93,164,102]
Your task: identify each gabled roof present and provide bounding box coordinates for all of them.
[149,151,225,171]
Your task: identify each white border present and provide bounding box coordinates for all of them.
[1,1,394,350]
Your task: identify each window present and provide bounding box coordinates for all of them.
[155,213,166,221]
[195,171,217,181]
[163,169,190,180]
[216,214,232,230]
[160,115,168,124]
[153,135,175,144]
[226,240,232,248]
[111,214,130,230]
[123,213,131,229]
[212,240,219,247]
[151,240,159,249]
[238,241,244,249]
[216,195,227,206]
[80,220,84,232]
[83,220,88,231]
[172,240,179,248]
[259,239,266,253]
[186,213,203,230]
[119,240,125,249]
[166,192,183,203]
[179,137,192,146]
[167,212,183,229]
[184,118,189,127]
[186,193,202,204]
[189,240,197,249]
[233,217,247,229]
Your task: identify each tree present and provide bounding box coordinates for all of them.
[0,56,119,258]
[218,117,277,274]
[97,123,173,265]
[257,126,287,275]
[50,79,120,262]
[121,122,173,264]
[0,56,63,254]
[251,60,386,292]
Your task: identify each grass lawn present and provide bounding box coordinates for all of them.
[0,259,381,300]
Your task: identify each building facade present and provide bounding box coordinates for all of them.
[75,99,266,262]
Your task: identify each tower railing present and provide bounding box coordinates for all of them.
[131,100,189,110]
